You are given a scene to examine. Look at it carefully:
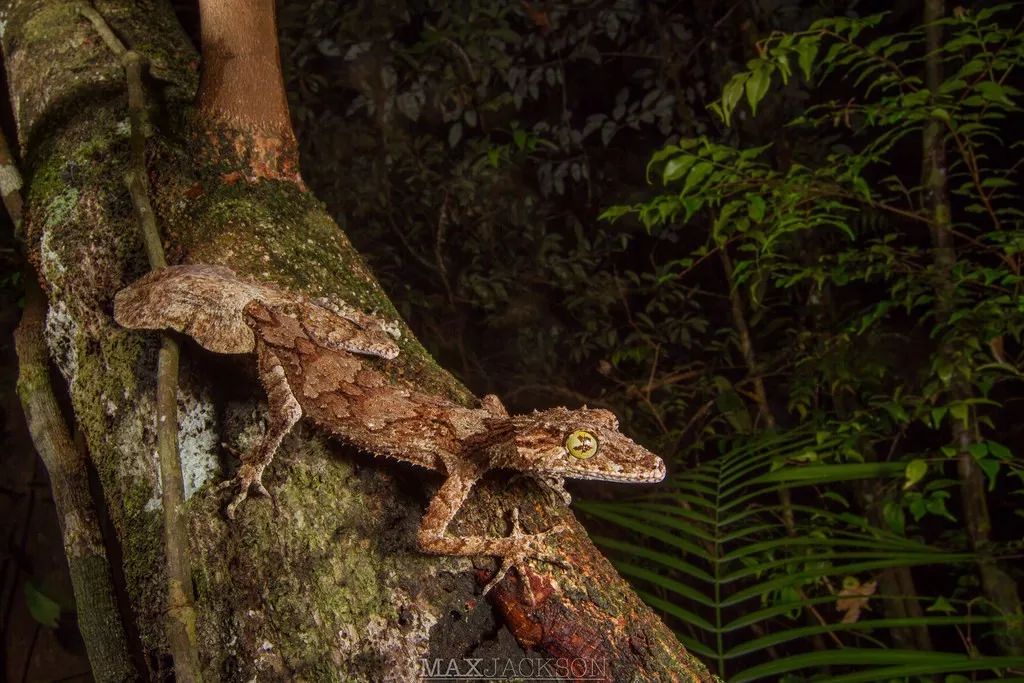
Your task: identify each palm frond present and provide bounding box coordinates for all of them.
[577,427,1017,680]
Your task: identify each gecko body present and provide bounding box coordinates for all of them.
[114,265,666,598]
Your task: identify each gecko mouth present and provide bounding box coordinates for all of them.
[566,458,666,483]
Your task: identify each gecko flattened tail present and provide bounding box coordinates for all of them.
[114,264,400,360]
[113,264,283,354]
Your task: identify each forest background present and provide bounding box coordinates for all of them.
[2,0,1023,681]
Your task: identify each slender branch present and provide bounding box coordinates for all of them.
[0,131,24,239]
[15,280,138,683]
[75,4,126,56]
[77,4,203,679]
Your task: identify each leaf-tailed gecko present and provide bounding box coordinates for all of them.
[114,264,665,598]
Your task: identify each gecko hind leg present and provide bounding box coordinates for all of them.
[219,350,301,519]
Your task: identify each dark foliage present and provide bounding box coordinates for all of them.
[278,1,1024,679]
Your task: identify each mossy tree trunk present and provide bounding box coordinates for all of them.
[0,0,715,680]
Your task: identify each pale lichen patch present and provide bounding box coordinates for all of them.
[44,298,79,381]
[364,590,438,682]
[143,483,161,513]
[39,201,71,281]
[176,386,220,499]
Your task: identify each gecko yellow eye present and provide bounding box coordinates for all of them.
[565,430,599,459]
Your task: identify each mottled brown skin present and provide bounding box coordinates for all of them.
[113,264,400,358]
[114,265,666,601]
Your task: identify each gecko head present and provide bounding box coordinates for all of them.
[509,407,666,483]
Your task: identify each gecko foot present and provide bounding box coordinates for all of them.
[481,508,570,606]
[216,458,273,520]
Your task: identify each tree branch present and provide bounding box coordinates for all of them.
[2,125,137,681]
[77,5,203,677]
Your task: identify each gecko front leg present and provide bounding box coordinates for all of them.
[220,343,302,518]
[416,461,569,604]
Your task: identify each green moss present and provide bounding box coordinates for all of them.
[8,2,175,647]
[43,187,79,227]
[71,306,142,412]
[10,1,79,49]
[74,126,128,161]
[69,329,173,645]
[5,3,125,145]
[184,445,425,678]
[148,124,472,402]
[99,0,199,97]
[25,100,126,217]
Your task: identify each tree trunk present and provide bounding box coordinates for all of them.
[921,0,1023,654]
[0,0,715,680]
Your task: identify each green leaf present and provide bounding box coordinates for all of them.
[716,385,753,434]
[745,65,772,115]
[987,441,1012,460]
[977,458,1000,490]
[681,196,704,220]
[24,582,60,629]
[662,155,696,184]
[487,147,501,168]
[512,127,527,150]
[981,177,1014,189]
[904,459,927,489]
[976,81,1013,106]
[883,501,905,536]
[925,492,957,522]
[681,161,714,195]
[796,40,818,80]
[747,194,766,221]
[927,596,955,614]
[719,74,749,125]
[585,423,1004,679]
[598,204,633,223]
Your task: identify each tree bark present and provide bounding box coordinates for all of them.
[922,0,1023,654]
[1,0,715,680]
[194,0,301,185]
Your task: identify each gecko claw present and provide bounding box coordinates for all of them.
[481,509,570,606]
[218,462,272,519]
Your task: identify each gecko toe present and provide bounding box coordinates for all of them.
[479,508,568,605]
[218,464,271,520]
[480,559,514,599]
[481,551,540,606]
[224,490,248,520]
